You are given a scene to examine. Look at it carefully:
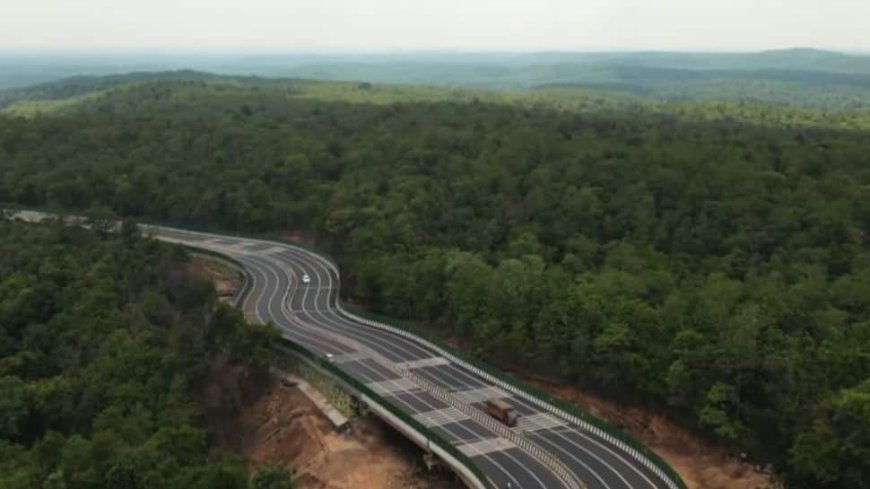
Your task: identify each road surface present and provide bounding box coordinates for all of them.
[148,226,678,489]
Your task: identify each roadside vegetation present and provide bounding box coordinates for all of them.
[1,74,868,489]
[0,220,288,489]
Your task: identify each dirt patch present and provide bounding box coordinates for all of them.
[285,231,309,244]
[194,251,773,489]
[189,254,243,301]
[527,378,779,489]
[403,324,779,489]
[194,255,456,489]
[220,374,460,489]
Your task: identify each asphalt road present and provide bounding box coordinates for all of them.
[151,226,678,489]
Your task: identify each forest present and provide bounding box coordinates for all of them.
[0,75,868,489]
[0,219,289,489]
[4,74,870,132]
[4,48,870,109]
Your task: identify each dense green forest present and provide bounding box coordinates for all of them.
[4,74,870,131]
[0,220,290,489]
[1,75,869,489]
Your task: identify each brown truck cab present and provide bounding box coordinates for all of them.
[485,399,519,427]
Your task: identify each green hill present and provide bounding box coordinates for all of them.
[4,49,870,108]
[1,73,868,489]
[3,71,870,130]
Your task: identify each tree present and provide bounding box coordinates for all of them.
[0,376,28,440]
[698,382,742,440]
[249,466,295,489]
[0,221,280,488]
[790,381,870,489]
[4,74,870,486]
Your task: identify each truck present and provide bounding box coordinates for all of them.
[485,399,518,427]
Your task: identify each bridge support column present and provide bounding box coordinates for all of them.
[423,451,445,471]
[351,395,369,416]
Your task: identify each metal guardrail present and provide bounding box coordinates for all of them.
[280,299,584,489]
[339,303,685,489]
[202,220,685,489]
[183,241,497,489]
[249,239,585,489]
[280,237,685,489]
[4,209,686,489]
[404,360,584,489]
[273,341,495,489]
[192,237,582,488]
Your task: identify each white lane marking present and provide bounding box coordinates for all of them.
[243,257,270,325]
[261,249,608,489]
[245,256,537,486]
[281,251,583,489]
[261,246,290,254]
[458,438,518,457]
[275,245,656,489]
[158,235,256,255]
[413,407,471,427]
[172,234,569,489]
[273,249,626,489]
[366,378,422,396]
[452,386,511,404]
[331,351,371,364]
[257,255,549,489]
[415,371,619,489]
[412,363,648,489]
[396,356,451,369]
[515,413,568,432]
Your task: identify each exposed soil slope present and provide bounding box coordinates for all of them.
[530,379,779,489]
[190,254,243,301]
[236,379,460,489]
[193,252,775,489]
[193,254,458,489]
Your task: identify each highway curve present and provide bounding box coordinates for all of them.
[151,225,681,489]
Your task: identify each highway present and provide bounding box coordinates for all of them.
[150,225,680,489]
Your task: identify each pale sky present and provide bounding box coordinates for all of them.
[2,0,869,52]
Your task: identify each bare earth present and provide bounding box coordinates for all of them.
[192,252,777,489]
[528,378,779,489]
[190,254,243,301]
[192,252,458,489]
[238,379,460,489]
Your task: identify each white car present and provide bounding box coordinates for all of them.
[326,353,335,362]
[302,274,311,284]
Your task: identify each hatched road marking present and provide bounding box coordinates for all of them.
[452,385,511,404]
[515,413,569,432]
[413,407,471,427]
[366,377,422,396]
[457,437,517,457]
[396,356,451,369]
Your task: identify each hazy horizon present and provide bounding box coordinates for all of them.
[4,0,869,53]
[1,47,869,56]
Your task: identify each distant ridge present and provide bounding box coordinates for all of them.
[0,70,268,109]
[758,47,842,55]
[4,49,870,109]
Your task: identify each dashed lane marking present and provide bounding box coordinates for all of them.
[331,351,371,364]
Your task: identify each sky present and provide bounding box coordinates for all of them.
[2,0,869,52]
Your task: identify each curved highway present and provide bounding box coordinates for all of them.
[150,225,680,489]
